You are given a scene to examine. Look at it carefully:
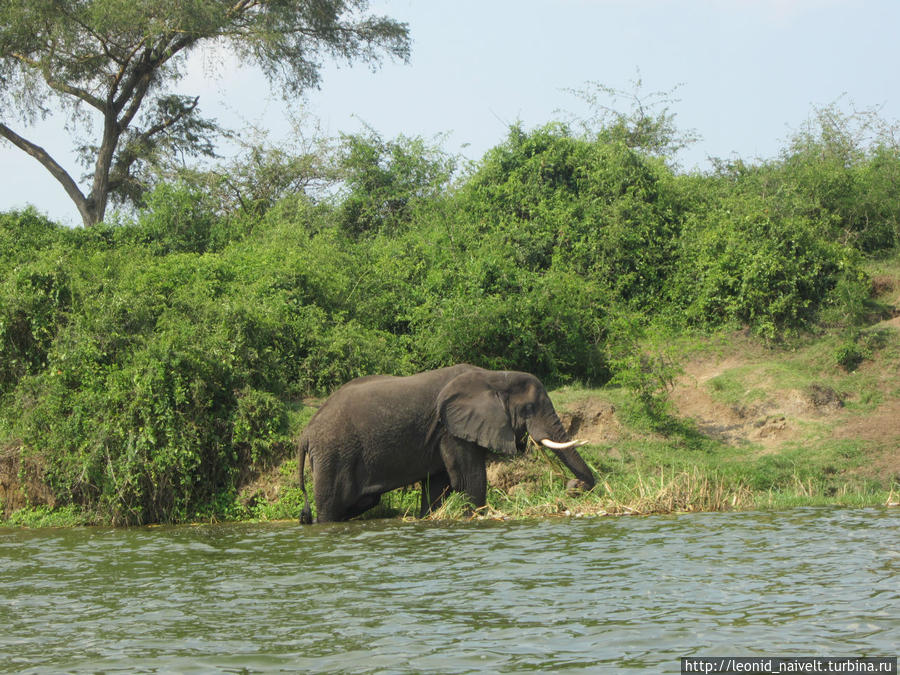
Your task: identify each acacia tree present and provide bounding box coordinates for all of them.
[0,0,409,226]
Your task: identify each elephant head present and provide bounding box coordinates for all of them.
[436,369,592,481]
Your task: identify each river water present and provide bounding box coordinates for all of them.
[1,507,897,673]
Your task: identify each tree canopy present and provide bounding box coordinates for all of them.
[0,0,410,226]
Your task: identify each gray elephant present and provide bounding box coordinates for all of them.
[298,364,594,523]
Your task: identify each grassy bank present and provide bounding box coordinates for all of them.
[4,270,899,528]
[242,281,900,523]
[5,296,900,528]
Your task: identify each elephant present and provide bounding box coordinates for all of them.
[297,364,594,523]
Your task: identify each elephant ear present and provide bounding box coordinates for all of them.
[437,372,517,455]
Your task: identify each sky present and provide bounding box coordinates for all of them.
[2,0,899,226]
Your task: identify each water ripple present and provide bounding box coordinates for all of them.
[1,507,897,673]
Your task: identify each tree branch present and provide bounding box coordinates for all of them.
[0,123,92,224]
[45,76,107,112]
[229,0,260,15]
[107,97,202,191]
[140,97,201,141]
[111,45,153,114]
[9,51,107,112]
[117,69,154,129]
[114,30,202,126]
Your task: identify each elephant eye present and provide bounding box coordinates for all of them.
[521,402,535,416]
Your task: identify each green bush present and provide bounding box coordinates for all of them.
[231,387,289,467]
[671,189,864,337]
[834,340,865,372]
[136,182,219,254]
[454,123,683,310]
[0,255,73,395]
[777,104,900,254]
[0,208,62,264]
[335,130,456,238]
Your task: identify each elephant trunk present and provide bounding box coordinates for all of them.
[527,414,595,489]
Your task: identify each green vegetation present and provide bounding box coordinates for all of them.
[2,100,899,526]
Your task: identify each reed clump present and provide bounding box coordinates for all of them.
[421,466,756,522]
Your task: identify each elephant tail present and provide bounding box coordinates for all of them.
[298,435,313,525]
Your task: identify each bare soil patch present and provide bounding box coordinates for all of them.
[832,399,900,480]
[550,328,899,471]
[558,398,621,446]
[668,351,798,451]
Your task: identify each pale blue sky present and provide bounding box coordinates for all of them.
[2,0,898,225]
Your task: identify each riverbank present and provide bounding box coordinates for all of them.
[385,319,900,521]
[4,268,899,528]
[8,351,896,528]
[4,107,900,527]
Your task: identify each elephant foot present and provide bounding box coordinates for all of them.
[566,478,590,496]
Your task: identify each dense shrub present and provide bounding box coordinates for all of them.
[0,260,72,394]
[410,266,611,383]
[135,182,220,254]
[671,189,865,336]
[453,123,683,310]
[777,104,900,254]
[335,130,456,238]
[0,209,63,264]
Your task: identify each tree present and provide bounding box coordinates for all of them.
[0,0,410,227]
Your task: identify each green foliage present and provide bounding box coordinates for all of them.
[174,135,334,222]
[833,327,893,372]
[16,320,239,524]
[136,182,220,254]
[0,208,62,264]
[4,505,91,528]
[3,102,898,525]
[565,77,700,161]
[778,103,900,253]
[834,339,866,372]
[0,244,72,395]
[410,265,610,383]
[605,318,682,425]
[671,181,865,337]
[335,129,456,238]
[455,123,683,311]
[232,387,289,467]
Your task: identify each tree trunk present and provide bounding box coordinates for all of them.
[86,113,123,226]
[0,123,97,226]
[1,106,125,227]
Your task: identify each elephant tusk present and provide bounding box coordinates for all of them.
[540,438,588,450]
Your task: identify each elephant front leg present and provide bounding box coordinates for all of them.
[439,437,487,511]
